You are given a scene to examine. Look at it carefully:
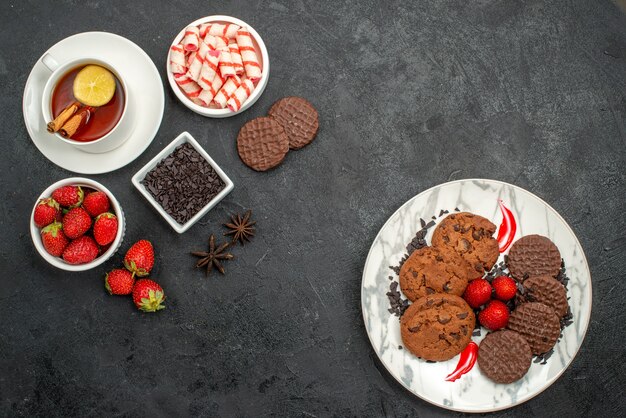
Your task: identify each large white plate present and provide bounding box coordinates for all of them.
[361,179,592,413]
[23,32,164,174]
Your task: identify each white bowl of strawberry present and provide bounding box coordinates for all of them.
[30,177,125,271]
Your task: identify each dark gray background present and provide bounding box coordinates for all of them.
[1,0,625,416]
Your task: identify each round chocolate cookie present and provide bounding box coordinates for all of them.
[507,302,561,355]
[400,294,475,362]
[522,275,569,318]
[507,235,561,280]
[268,97,319,150]
[478,330,532,384]
[237,117,289,171]
[399,246,475,302]
[431,212,499,274]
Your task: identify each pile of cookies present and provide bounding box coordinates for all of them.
[400,212,499,362]
[397,212,571,384]
[237,97,318,171]
[478,235,569,384]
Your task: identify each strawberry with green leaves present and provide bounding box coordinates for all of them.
[34,198,61,228]
[124,240,154,277]
[93,213,118,246]
[105,269,135,295]
[41,221,69,256]
[132,279,165,312]
[52,185,84,208]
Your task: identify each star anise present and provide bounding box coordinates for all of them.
[224,210,256,245]
[191,234,234,276]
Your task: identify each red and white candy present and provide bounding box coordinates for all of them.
[169,44,186,74]
[174,73,202,98]
[213,76,241,109]
[229,41,244,75]
[236,27,262,82]
[227,79,254,112]
[197,50,221,90]
[170,22,263,112]
[182,26,200,52]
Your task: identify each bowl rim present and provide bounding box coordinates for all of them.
[166,15,270,118]
[30,177,125,271]
[131,131,235,233]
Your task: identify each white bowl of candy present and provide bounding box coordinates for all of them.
[167,15,269,118]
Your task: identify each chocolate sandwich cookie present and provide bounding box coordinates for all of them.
[399,246,475,302]
[507,235,561,280]
[522,275,569,318]
[268,97,319,150]
[431,212,499,273]
[507,302,561,355]
[401,294,475,362]
[237,117,289,171]
[478,330,532,384]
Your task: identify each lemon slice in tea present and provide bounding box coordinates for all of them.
[73,65,116,107]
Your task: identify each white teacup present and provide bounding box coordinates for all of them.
[41,54,132,154]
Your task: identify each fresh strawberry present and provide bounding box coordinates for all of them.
[83,191,110,217]
[105,268,135,295]
[51,185,84,208]
[124,240,154,277]
[492,276,518,301]
[93,212,118,246]
[463,278,493,308]
[478,300,510,331]
[132,279,165,312]
[33,198,61,228]
[62,236,99,264]
[62,207,92,239]
[40,221,69,256]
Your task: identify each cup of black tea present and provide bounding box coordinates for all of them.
[41,54,132,154]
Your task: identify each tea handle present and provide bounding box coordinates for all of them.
[41,53,59,72]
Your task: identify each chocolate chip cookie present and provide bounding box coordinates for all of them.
[478,330,532,384]
[431,212,499,274]
[399,246,476,302]
[507,302,561,355]
[401,294,475,362]
[507,235,562,280]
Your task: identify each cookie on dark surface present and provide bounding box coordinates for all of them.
[478,330,532,384]
[507,302,561,355]
[522,275,569,318]
[399,246,476,302]
[236,117,289,171]
[400,294,475,362]
[431,212,499,273]
[506,234,561,280]
[268,97,319,150]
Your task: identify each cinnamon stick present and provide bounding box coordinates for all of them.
[59,106,95,139]
[47,101,81,133]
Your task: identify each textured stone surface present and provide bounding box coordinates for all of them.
[1,0,625,416]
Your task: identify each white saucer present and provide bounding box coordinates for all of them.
[23,32,164,174]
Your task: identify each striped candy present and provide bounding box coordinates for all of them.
[174,73,202,98]
[197,50,221,90]
[235,27,262,82]
[213,75,241,108]
[226,79,255,112]
[187,41,210,81]
[182,26,199,51]
[228,41,244,75]
[197,73,225,106]
[169,44,186,74]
